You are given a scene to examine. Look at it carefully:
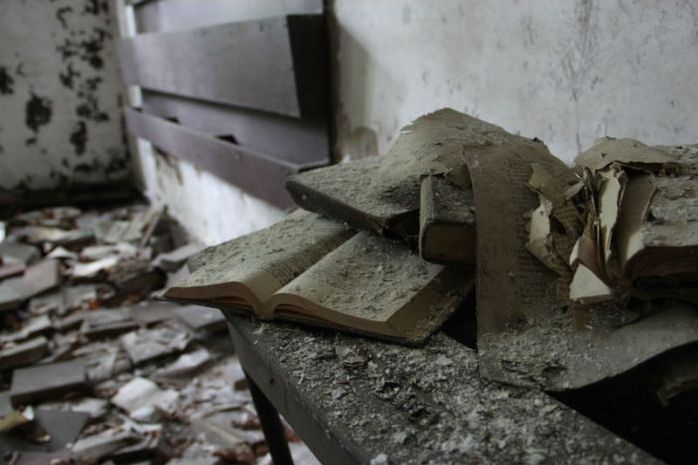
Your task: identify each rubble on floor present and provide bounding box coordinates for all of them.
[0,204,319,465]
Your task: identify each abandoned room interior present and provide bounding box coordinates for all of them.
[0,1,697,464]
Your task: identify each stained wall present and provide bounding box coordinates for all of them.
[0,0,129,191]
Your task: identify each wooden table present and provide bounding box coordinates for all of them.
[223,312,662,465]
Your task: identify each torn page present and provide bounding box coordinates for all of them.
[569,264,614,305]
[526,194,570,277]
[596,166,627,279]
[575,137,680,171]
[463,139,698,390]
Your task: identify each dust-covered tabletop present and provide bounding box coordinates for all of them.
[225,313,662,465]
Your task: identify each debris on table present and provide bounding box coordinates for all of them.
[0,203,316,465]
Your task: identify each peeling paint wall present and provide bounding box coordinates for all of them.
[0,0,129,190]
[331,0,698,163]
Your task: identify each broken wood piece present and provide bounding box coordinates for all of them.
[80,308,138,340]
[418,175,476,266]
[174,305,227,335]
[0,259,61,312]
[0,337,48,371]
[0,315,52,345]
[10,359,87,407]
[53,311,87,333]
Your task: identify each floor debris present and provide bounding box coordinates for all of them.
[0,204,318,464]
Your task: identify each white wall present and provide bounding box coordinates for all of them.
[331,0,698,163]
[130,0,698,245]
[0,0,129,190]
[137,145,286,245]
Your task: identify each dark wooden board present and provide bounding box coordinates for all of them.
[10,359,87,407]
[125,109,323,208]
[141,91,329,165]
[133,0,322,34]
[225,314,664,465]
[118,15,328,118]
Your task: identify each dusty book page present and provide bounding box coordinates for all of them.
[596,167,627,276]
[463,141,698,390]
[615,173,656,270]
[269,231,472,343]
[625,174,698,280]
[574,137,680,171]
[165,211,354,315]
[617,145,698,278]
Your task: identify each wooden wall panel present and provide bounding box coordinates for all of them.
[125,109,325,208]
[133,0,321,34]
[117,15,327,118]
[141,91,329,166]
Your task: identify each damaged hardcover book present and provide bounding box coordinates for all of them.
[164,211,473,344]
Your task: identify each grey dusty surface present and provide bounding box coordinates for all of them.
[229,315,663,465]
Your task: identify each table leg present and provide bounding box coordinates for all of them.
[245,370,295,465]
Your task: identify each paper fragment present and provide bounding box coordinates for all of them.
[526,195,569,277]
[596,166,627,277]
[111,377,178,422]
[575,137,679,171]
[569,264,614,305]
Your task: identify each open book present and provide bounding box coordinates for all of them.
[165,211,473,344]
